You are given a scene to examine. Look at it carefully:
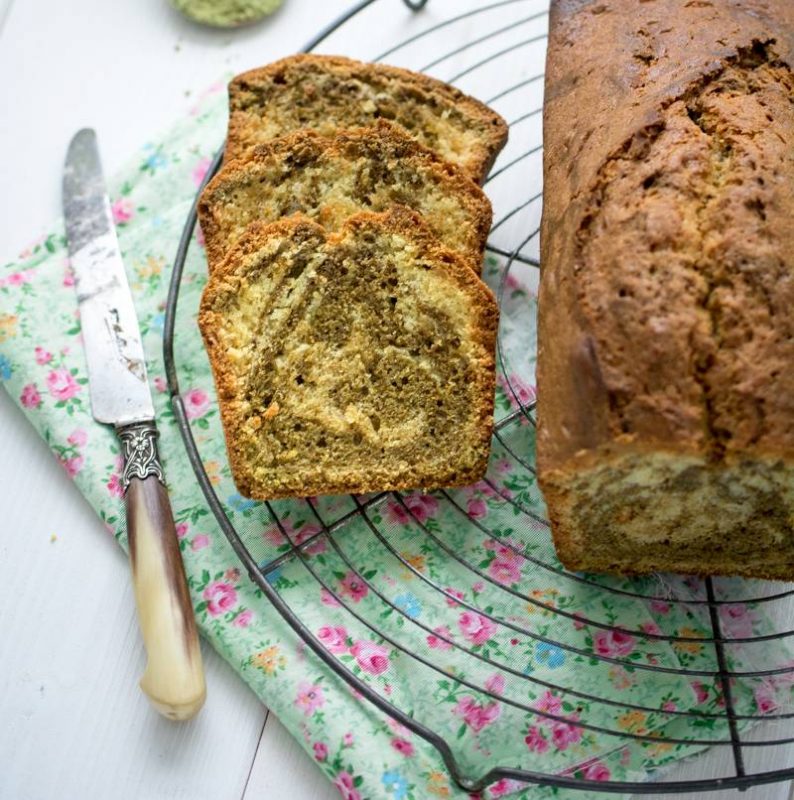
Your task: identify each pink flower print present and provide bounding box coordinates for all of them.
[691,681,709,704]
[34,347,52,365]
[662,701,677,712]
[339,571,368,603]
[107,473,124,498]
[485,673,505,696]
[67,428,87,447]
[294,523,321,545]
[490,779,525,797]
[61,455,84,477]
[524,726,549,753]
[483,539,525,568]
[191,534,210,551]
[343,732,354,746]
[721,604,754,639]
[488,556,522,586]
[46,368,80,401]
[313,742,328,762]
[445,587,465,607]
[572,612,586,631]
[264,524,287,546]
[192,156,213,187]
[385,492,439,525]
[458,611,497,646]
[203,581,236,615]
[583,762,610,781]
[650,599,671,614]
[593,629,636,658]
[498,372,536,410]
[305,537,327,556]
[6,272,28,286]
[350,640,390,675]
[385,500,411,525]
[535,690,563,716]
[295,681,325,716]
[467,498,488,519]
[504,272,525,292]
[550,718,582,750]
[453,696,501,732]
[321,587,341,607]
[404,492,438,522]
[153,376,167,393]
[333,771,361,800]
[317,625,349,654]
[111,198,134,224]
[639,621,662,635]
[391,737,414,757]
[184,388,211,419]
[233,609,253,628]
[754,685,778,715]
[266,518,322,547]
[63,264,75,287]
[20,383,42,409]
[426,625,453,650]
[175,522,189,539]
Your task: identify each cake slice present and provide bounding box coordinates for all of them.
[226,54,508,183]
[199,207,498,500]
[198,121,492,274]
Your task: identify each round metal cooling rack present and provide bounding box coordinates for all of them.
[164,0,794,794]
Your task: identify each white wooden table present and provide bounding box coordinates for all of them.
[0,1,791,798]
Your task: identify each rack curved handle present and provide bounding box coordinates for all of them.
[120,423,206,721]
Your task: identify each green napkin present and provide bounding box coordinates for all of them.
[1,82,790,800]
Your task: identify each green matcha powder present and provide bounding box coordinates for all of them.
[172,0,284,28]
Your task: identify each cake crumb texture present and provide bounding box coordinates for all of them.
[199,208,498,500]
[226,54,508,182]
[199,121,492,274]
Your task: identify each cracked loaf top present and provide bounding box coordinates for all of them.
[538,0,794,471]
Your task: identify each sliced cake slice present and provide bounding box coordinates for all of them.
[199,207,499,500]
[226,54,508,183]
[198,120,492,274]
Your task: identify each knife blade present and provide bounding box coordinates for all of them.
[63,129,154,426]
[63,129,205,721]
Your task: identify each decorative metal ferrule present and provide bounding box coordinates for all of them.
[118,422,165,491]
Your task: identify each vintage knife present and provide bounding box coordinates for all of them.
[63,129,205,721]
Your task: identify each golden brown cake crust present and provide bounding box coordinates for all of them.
[198,120,493,275]
[226,54,508,183]
[538,0,794,578]
[199,207,498,500]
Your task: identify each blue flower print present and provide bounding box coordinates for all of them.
[536,641,565,668]
[142,144,168,173]
[393,592,421,619]
[150,312,165,334]
[228,493,257,512]
[381,770,408,800]
[0,354,12,381]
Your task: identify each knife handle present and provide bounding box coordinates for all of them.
[119,423,206,721]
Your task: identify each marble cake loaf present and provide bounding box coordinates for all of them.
[537,0,794,578]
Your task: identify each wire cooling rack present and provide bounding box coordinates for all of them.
[163,0,794,794]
